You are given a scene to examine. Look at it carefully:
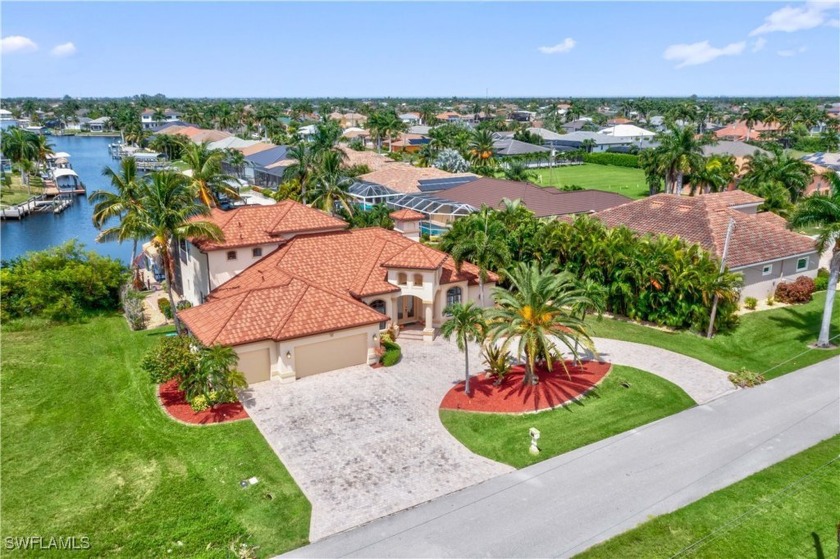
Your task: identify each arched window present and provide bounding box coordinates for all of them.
[413,273,423,287]
[446,287,462,306]
[397,272,407,285]
[370,300,387,329]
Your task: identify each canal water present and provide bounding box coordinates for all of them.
[0,135,133,264]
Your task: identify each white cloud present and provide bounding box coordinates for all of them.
[50,42,76,57]
[751,37,767,53]
[538,38,576,55]
[750,1,838,35]
[777,46,808,57]
[663,40,745,69]
[1,35,38,54]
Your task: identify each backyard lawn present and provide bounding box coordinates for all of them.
[588,292,840,379]
[577,435,840,559]
[440,366,695,468]
[0,316,310,557]
[533,164,648,199]
[0,174,43,207]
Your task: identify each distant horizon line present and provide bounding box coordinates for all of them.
[4,94,840,101]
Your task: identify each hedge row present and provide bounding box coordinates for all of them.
[582,152,640,168]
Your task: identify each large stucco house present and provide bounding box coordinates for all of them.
[595,191,819,301]
[175,201,494,384]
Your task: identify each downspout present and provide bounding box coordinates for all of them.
[205,251,212,302]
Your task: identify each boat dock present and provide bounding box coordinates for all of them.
[2,150,84,220]
[1,195,75,219]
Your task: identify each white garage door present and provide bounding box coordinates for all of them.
[295,334,368,378]
[237,349,271,385]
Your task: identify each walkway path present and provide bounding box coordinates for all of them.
[590,337,736,404]
[286,357,839,558]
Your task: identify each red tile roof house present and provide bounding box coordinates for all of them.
[175,201,494,384]
[595,191,819,302]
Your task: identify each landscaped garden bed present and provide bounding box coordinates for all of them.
[439,360,611,414]
[158,377,249,425]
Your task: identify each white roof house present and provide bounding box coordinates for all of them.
[598,124,656,138]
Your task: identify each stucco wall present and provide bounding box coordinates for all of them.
[276,324,379,381]
[736,253,819,301]
[181,241,280,306]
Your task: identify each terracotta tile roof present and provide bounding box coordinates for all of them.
[189,201,347,251]
[190,130,232,143]
[390,208,425,221]
[714,120,780,141]
[359,165,476,194]
[338,146,393,171]
[382,243,448,270]
[180,220,494,346]
[178,272,385,346]
[595,193,817,268]
[239,142,276,156]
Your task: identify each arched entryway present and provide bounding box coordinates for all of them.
[396,295,422,326]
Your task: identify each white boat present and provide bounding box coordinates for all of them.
[52,168,84,194]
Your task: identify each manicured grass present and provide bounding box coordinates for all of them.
[0,174,43,207]
[440,366,695,469]
[588,291,840,379]
[0,316,310,557]
[576,435,840,559]
[533,164,648,199]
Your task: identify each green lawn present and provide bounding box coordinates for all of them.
[0,316,310,557]
[588,292,840,380]
[577,435,840,559]
[533,164,648,199]
[440,366,695,469]
[1,174,44,208]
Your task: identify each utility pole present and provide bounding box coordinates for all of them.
[707,217,736,339]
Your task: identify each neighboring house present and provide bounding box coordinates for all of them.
[595,191,819,301]
[552,131,642,153]
[177,204,494,383]
[493,138,552,157]
[64,116,91,131]
[510,110,536,122]
[141,108,182,130]
[435,111,463,123]
[597,124,656,146]
[714,120,779,142]
[329,112,367,128]
[87,117,111,132]
[560,119,594,133]
[0,109,18,131]
[389,133,430,153]
[520,127,567,149]
[801,152,840,172]
[399,112,422,125]
[359,164,477,194]
[607,117,633,126]
[390,208,425,240]
[702,141,769,175]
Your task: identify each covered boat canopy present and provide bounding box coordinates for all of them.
[49,151,71,159]
[53,168,79,179]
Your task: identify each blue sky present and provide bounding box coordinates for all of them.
[2,1,838,98]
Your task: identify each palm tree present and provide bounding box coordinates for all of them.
[580,138,597,153]
[503,160,536,183]
[284,143,317,204]
[1,128,38,191]
[440,302,486,397]
[468,129,495,165]
[447,209,510,304]
[742,106,765,142]
[132,171,224,333]
[485,262,594,385]
[180,142,238,207]
[689,155,737,195]
[225,148,247,179]
[654,124,708,194]
[790,173,840,348]
[32,134,54,170]
[740,148,813,205]
[309,151,354,216]
[91,157,145,265]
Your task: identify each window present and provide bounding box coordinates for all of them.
[446,287,462,306]
[370,300,387,329]
[796,257,809,272]
[252,247,263,258]
[413,273,423,287]
[226,251,237,261]
[762,264,772,276]
[397,272,407,285]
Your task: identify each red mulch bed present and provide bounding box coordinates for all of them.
[158,378,249,425]
[439,360,611,414]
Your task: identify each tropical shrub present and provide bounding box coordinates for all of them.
[380,340,402,367]
[814,268,830,291]
[345,164,371,177]
[582,152,640,168]
[141,335,198,384]
[122,287,147,331]
[189,394,210,412]
[728,368,766,388]
[434,148,470,173]
[176,300,193,311]
[483,344,512,386]
[347,138,365,151]
[744,297,758,310]
[0,241,128,322]
[180,344,247,405]
[158,297,173,319]
[774,276,815,304]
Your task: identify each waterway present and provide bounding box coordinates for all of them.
[0,135,133,263]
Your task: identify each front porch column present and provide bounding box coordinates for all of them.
[423,301,434,343]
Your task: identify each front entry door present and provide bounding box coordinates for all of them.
[397,296,419,325]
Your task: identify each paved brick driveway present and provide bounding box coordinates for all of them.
[239,338,513,542]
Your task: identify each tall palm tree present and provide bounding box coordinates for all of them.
[132,171,224,333]
[447,209,510,304]
[485,262,594,385]
[309,151,354,216]
[180,141,238,207]
[440,302,486,397]
[741,106,765,142]
[225,148,247,179]
[688,155,737,195]
[32,134,54,170]
[468,129,496,166]
[740,148,813,205]
[580,138,597,153]
[284,143,318,204]
[1,128,38,190]
[790,173,840,348]
[91,157,145,265]
[503,160,536,183]
[654,124,708,194]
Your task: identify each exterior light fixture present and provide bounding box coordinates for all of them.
[285,351,291,359]
[373,333,379,341]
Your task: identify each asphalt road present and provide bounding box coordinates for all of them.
[285,357,840,558]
